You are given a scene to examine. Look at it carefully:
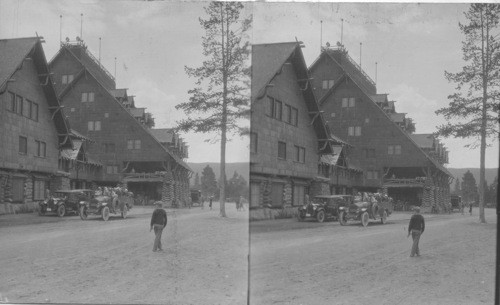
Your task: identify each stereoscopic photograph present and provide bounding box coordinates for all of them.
[0,1,497,304]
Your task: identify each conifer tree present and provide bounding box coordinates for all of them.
[436,4,500,223]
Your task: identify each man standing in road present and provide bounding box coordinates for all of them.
[150,202,167,252]
[407,206,425,257]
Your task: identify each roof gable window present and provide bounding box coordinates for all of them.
[81,92,95,102]
[62,74,74,84]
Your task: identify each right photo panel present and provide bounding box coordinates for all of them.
[249,3,499,305]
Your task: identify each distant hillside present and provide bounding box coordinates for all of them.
[447,168,498,185]
[188,162,249,185]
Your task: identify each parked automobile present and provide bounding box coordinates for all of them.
[79,188,133,221]
[298,195,352,223]
[338,193,393,227]
[38,189,93,217]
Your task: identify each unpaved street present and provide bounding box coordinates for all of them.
[249,209,497,305]
[0,203,248,304]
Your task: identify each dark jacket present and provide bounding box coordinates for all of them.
[150,208,167,227]
[408,214,425,233]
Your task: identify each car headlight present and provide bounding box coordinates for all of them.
[361,208,367,212]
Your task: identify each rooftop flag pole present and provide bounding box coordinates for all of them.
[80,13,83,40]
[341,18,344,45]
[114,57,117,79]
[59,15,62,44]
[320,20,323,51]
[375,62,378,85]
[99,37,101,63]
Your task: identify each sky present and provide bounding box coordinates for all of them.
[0,1,498,168]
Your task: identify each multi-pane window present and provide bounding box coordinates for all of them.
[81,92,95,102]
[294,145,305,163]
[322,80,334,90]
[274,100,282,120]
[250,132,258,154]
[349,126,362,136]
[355,126,362,136]
[12,178,25,202]
[278,141,286,160]
[35,140,46,157]
[283,104,291,124]
[7,92,15,111]
[19,136,27,154]
[87,121,101,131]
[22,99,31,118]
[127,140,141,150]
[61,74,74,84]
[342,97,356,108]
[388,145,402,155]
[265,97,273,117]
[33,179,48,200]
[293,185,306,206]
[16,95,23,115]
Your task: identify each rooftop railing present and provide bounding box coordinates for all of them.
[62,40,115,82]
[324,45,376,88]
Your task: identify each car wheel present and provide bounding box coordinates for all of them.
[316,210,325,223]
[79,206,88,220]
[339,211,347,226]
[381,210,387,224]
[57,205,66,217]
[102,206,110,221]
[298,210,306,221]
[121,205,128,219]
[361,211,369,227]
[38,205,46,216]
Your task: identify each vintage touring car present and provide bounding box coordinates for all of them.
[338,193,393,227]
[38,189,93,217]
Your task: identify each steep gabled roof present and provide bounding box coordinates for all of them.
[313,55,452,177]
[0,37,72,149]
[252,42,346,152]
[56,63,190,171]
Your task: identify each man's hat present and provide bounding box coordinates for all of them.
[414,206,421,212]
[154,201,163,207]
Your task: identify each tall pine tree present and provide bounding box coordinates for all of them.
[436,4,500,223]
[176,2,251,217]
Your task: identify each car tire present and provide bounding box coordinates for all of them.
[361,211,369,227]
[80,206,88,220]
[298,210,306,221]
[38,205,46,216]
[102,206,110,221]
[57,205,66,217]
[339,211,347,226]
[381,210,387,224]
[121,205,128,219]
[316,210,325,223]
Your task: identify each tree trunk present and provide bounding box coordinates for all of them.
[218,5,227,218]
[479,7,487,223]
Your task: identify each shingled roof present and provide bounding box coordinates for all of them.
[0,37,72,149]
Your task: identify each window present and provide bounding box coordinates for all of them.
[16,95,23,115]
[293,185,306,206]
[342,97,356,108]
[31,103,38,121]
[274,100,282,120]
[88,121,101,131]
[7,92,15,111]
[33,180,48,200]
[104,113,109,118]
[322,80,334,90]
[106,165,119,174]
[278,141,286,160]
[250,132,258,154]
[250,183,260,208]
[283,104,291,124]
[94,121,101,131]
[12,178,25,202]
[388,145,401,155]
[134,140,141,149]
[348,126,361,136]
[127,140,134,150]
[82,92,95,102]
[35,140,46,157]
[322,80,328,90]
[365,118,370,124]
[19,136,27,154]
[23,99,31,118]
[62,74,74,84]
[265,97,273,117]
[329,80,334,88]
[294,145,305,163]
[70,108,75,112]
[355,126,362,136]
[291,107,298,126]
[348,126,354,136]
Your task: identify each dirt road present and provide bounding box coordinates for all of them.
[249,209,497,305]
[0,202,248,304]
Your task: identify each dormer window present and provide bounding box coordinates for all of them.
[82,92,95,102]
[342,97,356,108]
[322,79,334,90]
[62,74,74,84]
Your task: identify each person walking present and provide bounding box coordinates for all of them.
[407,206,425,257]
[150,202,167,252]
